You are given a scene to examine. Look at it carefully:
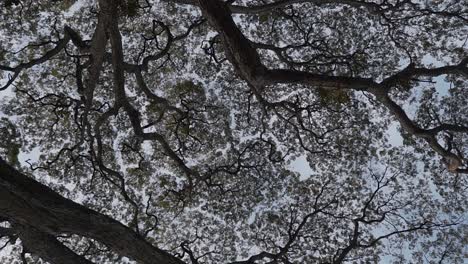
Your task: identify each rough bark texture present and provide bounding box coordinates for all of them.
[14,224,94,264]
[0,158,185,264]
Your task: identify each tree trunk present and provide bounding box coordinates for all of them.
[0,158,185,264]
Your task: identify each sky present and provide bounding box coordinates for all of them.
[0,1,465,263]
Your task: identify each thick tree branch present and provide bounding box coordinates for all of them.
[14,224,95,264]
[196,0,467,171]
[0,157,185,264]
[0,34,71,91]
[105,0,199,187]
[167,0,393,14]
[83,6,109,111]
[370,89,464,171]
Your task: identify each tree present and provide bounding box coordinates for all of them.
[0,0,466,263]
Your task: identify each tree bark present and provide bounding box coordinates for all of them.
[14,224,94,264]
[0,158,185,264]
[196,0,467,172]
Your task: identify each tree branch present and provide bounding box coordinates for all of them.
[14,224,95,264]
[0,157,185,264]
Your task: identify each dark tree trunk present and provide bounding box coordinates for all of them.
[0,158,185,264]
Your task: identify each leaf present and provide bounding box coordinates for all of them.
[51,69,60,77]
[317,88,350,105]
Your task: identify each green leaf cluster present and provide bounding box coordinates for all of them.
[317,87,351,105]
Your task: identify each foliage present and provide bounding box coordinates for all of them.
[0,0,467,263]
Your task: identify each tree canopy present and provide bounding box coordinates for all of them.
[0,0,467,263]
